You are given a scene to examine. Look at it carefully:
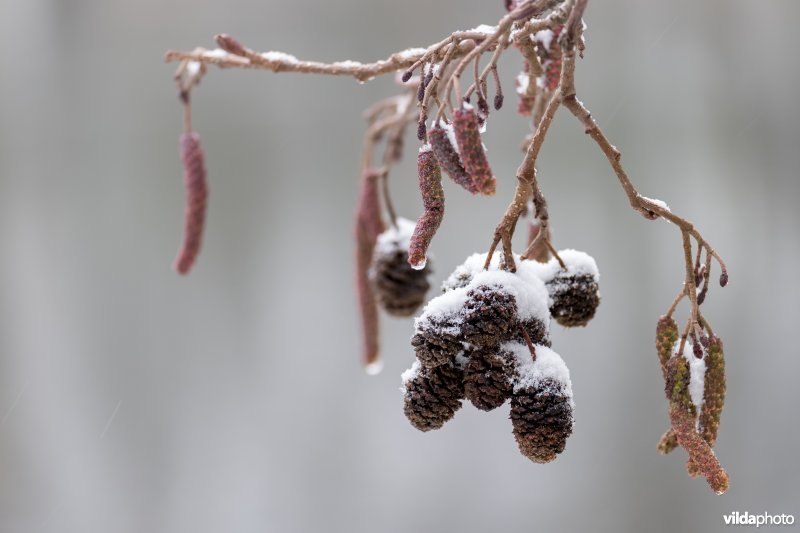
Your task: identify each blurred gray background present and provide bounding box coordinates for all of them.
[1,0,798,532]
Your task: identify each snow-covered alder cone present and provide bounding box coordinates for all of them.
[164,0,731,493]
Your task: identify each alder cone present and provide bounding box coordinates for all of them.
[461,285,517,348]
[547,273,600,327]
[464,349,514,411]
[411,319,464,369]
[372,247,430,317]
[403,361,465,432]
[506,318,551,347]
[510,378,574,463]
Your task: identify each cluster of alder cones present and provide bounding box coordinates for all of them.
[372,241,600,463]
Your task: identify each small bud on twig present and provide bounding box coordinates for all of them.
[215,34,247,56]
[494,93,504,110]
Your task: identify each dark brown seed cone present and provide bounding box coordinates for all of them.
[411,319,464,369]
[403,361,465,432]
[699,336,726,447]
[372,247,430,317]
[464,349,515,411]
[546,273,600,327]
[510,378,574,463]
[656,315,679,379]
[441,270,472,292]
[506,318,552,348]
[461,285,517,348]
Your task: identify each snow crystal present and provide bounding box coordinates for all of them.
[505,342,574,402]
[261,51,299,63]
[516,71,529,95]
[397,47,427,60]
[333,59,361,68]
[678,342,706,414]
[375,217,416,258]
[441,252,492,292]
[419,143,432,153]
[641,196,671,212]
[400,360,422,393]
[204,48,228,59]
[470,24,498,35]
[439,121,462,159]
[186,61,201,76]
[536,249,600,284]
[535,29,555,51]
[415,286,469,327]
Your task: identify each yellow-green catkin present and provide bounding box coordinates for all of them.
[699,335,726,447]
[656,315,679,379]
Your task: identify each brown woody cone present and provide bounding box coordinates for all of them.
[411,318,464,369]
[372,245,430,317]
[441,269,473,292]
[510,378,574,463]
[699,336,726,447]
[507,318,552,348]
[547,273,600,327]
[464,349,515,411]
[403,360,465,432]
[461,285,517,348]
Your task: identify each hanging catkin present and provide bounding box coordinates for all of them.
[174,132,209,275]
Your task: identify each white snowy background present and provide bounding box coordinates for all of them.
[0,1,798,532]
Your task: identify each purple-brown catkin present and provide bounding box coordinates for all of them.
[669,402,729,494]
[453,107,496,196]
[427,126,477,194]
[355,169,386,368]
[408,150,444,269]
[174,132,209,275]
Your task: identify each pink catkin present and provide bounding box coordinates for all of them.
[174,132,209,275]
[427,125,478,194]
[408,150,444,269]
[355,169,385,368]
[452,108,496,196]
[669,403,730,494]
